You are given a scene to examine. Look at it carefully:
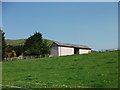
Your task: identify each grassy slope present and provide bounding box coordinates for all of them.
[2,51,118,88]
[5,39,54,46]
[5,39,26,46]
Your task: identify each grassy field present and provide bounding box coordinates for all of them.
[5,39,53,46]
[2,51,118,88]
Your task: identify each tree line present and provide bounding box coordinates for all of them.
[0,29,50,61]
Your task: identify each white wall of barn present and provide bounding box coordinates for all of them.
[58,46,74,56]
[79,49,91,54]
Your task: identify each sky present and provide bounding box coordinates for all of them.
[2,2,118,50]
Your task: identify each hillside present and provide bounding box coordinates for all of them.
[5,39,54,46]
[2,51,118,88]
[5,39,26,46]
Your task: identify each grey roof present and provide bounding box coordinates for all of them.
[53,41,91,49]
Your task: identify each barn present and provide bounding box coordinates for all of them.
[50,42,91,57]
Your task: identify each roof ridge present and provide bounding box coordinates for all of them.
[54,41,91,49]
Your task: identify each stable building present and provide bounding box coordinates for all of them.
[50,42,91,57]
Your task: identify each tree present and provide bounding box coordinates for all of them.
[24,32,50,57]
[13,45,24,57]
[0,29,6,61]
[41,39,50,57]
[5,45,16,58]
[24,32,43,56]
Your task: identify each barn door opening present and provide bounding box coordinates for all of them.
[74,48,79,54]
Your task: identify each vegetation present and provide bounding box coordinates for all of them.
[5,39,26,46]
[40,39,51,57]
[4,32,54,59]
[0,30,2,60]
[5,39,53,47]
[24,32,50,56]
[5,38,53,58]
[0,29,6,60]
[5,45,17,58]
[13,45,24,57]
[2,51,118,88]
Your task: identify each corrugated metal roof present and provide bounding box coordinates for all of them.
[54,41,91,49]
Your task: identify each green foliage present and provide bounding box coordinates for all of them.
[5,45,16,58]
[24,32,43,55]
[2,51,118,88]
[13,45,24,57]
[24,32,50,56]
[5,39,53,57]
[0,30,2,61]
[0,29,6,60]
[41,39,50,57]
[5,34,53,57]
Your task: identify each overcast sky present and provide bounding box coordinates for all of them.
[2,2,118,50]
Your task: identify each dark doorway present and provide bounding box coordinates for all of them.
[74,48,79,54]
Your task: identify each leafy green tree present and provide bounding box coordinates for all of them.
[13,45,24,57]
[41,39,50,57]
[0,29,6,61]
[24,32,43,56]
[24,32,50,57]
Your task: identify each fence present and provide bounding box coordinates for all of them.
[4,55,49,61]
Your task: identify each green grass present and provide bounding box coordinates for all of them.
[2,51,118,88]
[5,39,54,46]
